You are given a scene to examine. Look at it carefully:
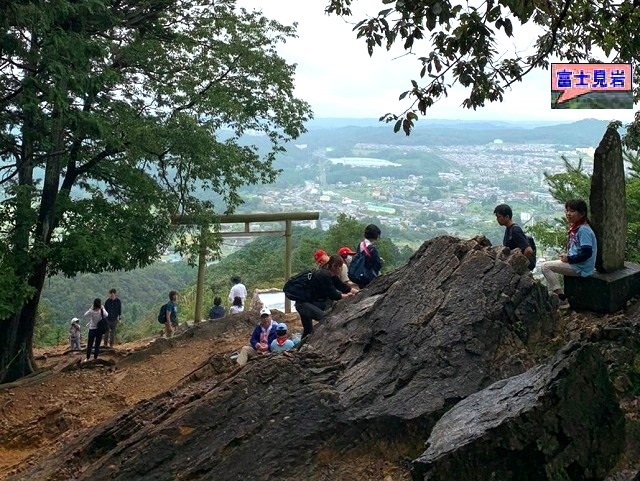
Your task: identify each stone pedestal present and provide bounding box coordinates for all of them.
[564,263,640,313]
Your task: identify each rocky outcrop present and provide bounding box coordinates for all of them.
[20,353,344,481]
[16,236,631,481]
[412,342,625,481]
[314,236,556,423]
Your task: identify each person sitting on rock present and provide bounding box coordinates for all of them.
[493,203,535,270]
[270,323,295,353]
[295,254,355,339]
[541,199,598,309]
[236,307,278,366]
[229,296,244,314]
[208,296,225,319]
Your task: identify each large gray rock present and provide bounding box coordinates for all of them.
[412,343,625,481]
[590,127,626,272]
[314,235,556,422]
[11,353,346,481]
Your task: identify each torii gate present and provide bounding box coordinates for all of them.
[173,211,320,321]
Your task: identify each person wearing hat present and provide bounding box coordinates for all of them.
[314,249,329,267]
[69,318,81,351]
[337,246,359,288]
[236,307,278,366]
[270,323,295,353]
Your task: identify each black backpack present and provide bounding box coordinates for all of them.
[157,303,168,324]
[506,224,537,271]
[283,270,313,302]
[526,234,537,270]
[348,242,376,287]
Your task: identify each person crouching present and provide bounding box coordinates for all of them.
[236,307,278,366]
[270,323,295,353]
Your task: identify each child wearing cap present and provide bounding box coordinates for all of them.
[69,318,81,351]
[270,323,295,353]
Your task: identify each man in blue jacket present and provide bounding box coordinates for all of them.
[237,307,278,366]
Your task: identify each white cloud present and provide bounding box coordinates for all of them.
[238,0,635,122]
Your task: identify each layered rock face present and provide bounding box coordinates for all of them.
[13,236,630,481]
[313,235,556,423]
[412,343,625,481]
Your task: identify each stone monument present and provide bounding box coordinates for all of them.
[590,127,626,272]
[564,127,640,312]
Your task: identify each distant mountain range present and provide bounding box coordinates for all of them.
[291,118,615,148]
[306,117,597,130]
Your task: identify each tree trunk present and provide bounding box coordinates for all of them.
[0,259,47,384]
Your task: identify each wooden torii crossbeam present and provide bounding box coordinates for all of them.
[172,211,320,320]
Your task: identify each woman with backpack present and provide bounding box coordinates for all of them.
[541,199,598,308]
[84,298,108,362]
[295,255,355,339]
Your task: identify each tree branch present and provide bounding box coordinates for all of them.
[503,0,574,90]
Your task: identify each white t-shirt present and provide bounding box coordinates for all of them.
[340,263,349,283]
[84,307,108,330]
[229,283,248,303]
[229,305,244,314]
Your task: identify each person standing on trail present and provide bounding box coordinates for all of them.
[228,276,247,305]
[103,288,122,348]
[163,290,179,338]
[236,307,278,366]
[69,318,81,351]
[84,298,108,361]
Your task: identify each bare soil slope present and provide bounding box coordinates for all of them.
[0,311,298,479]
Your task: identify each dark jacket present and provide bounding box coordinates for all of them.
[304,268,350,310]
[209,305,225,319]
[104,298,122,322]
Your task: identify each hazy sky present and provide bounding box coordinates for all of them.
[238,0,636,123]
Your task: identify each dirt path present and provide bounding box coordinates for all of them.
[0,312,301,478]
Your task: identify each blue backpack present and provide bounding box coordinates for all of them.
[348,242,376,287]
